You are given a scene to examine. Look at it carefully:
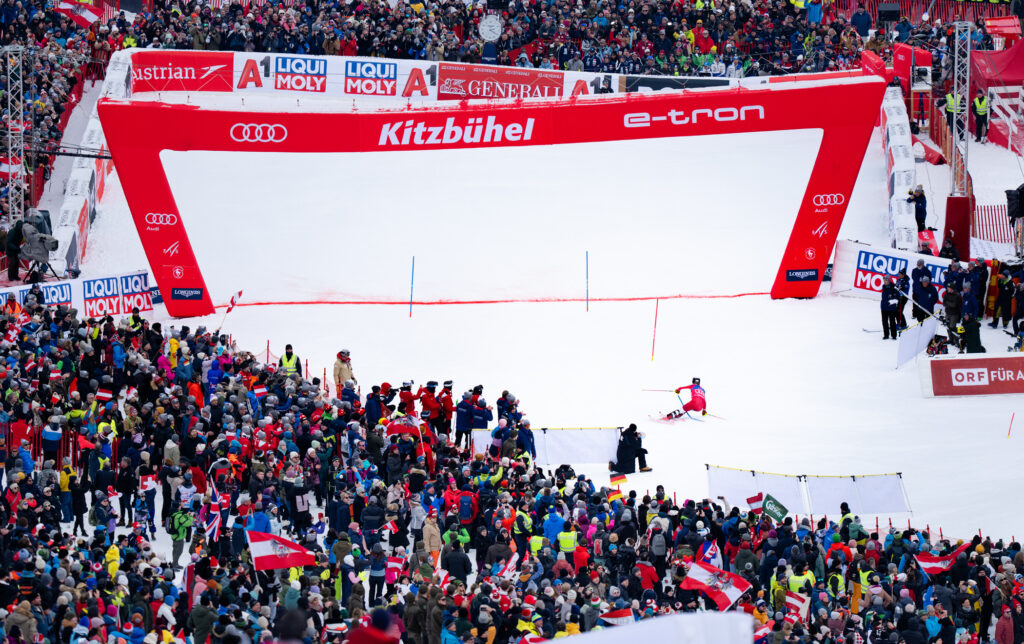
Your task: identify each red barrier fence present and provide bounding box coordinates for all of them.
[2,421,83,471]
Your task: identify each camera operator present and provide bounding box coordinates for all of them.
[5,219,24,281]
[609,423,651,475]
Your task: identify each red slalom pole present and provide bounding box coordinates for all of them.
[651,299,659,361]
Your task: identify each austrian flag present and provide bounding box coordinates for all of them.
[916,543,971,575]
[252,384,268,398]
[746,493,764,514]
[227,290,243,314]
[246,530,315,570]
[96,388,113,402]
[680,561,752,610]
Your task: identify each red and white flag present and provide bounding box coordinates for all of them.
[49,372,61,382]
[252,384,268,398]
[246,530,315,571]
[785,591,810,623]
[598,608,635,626]
[383,520,398,533]
[50,393,60,405]
[517,635,546,644]
[227,290,243,314]
[498,552,520,580]
[916,543,971,575]
[386,556,404,576]
[680,561,752,611]
[434,550,450,587]
[23,358,36,373]
[96,388,112,402]
[140,474,157,492]
[0,155,23,179]
[125,387,138,400]
[746,492,764,514]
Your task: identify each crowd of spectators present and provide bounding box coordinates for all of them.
[0,289,1016,644]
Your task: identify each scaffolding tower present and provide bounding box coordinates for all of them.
[950,21,972,197]
[3,45,26,221]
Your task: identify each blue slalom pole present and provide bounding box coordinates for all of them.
[586,251,589,312]
[409,256,415,318]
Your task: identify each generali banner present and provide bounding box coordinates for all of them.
[923,354,1024,396]
[97,76,885,317]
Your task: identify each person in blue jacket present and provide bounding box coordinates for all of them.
[18,439,34,477]
[471,398,493,432]
[516,418,537,459]
[912,274,939,323]
[881,278,900,340]
[247,503,272,533]
[454,392,475,448]
[40,420,61,462]
[961,281,980,320]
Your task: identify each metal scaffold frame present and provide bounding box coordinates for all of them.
[950,21,971,197]
[3,45,25,220]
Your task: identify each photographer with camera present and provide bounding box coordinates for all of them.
[609,423,650,475]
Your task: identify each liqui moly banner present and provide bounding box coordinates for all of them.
[0,270,153,316]
[831,240,951,298]
[921,354,1024,397]
[97,76,885,317]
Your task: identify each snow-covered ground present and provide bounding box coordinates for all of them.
[82,120,1024,542]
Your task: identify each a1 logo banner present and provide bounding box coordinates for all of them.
[763,493,788,523]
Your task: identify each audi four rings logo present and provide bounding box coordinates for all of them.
[145,213,178,225]
[230,123,288,143]
[812,194,845,206]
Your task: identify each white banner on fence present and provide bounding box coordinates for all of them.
[471,427,618,465]
[574,612,752,644]
[706,465,808,515]
[803,474,910,515]
[831,240,951,298]
[708,465,911,516]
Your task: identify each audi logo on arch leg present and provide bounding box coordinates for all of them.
[230,124,288,143]
[145,213,178,225]
[812,194,845,207]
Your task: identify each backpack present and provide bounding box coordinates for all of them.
[88,505,98,526]
[458,495,474,521]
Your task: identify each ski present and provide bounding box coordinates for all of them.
[862,328,881,333]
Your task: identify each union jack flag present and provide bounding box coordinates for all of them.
[205,510,221,543]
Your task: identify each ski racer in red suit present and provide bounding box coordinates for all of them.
[668,378,707,418]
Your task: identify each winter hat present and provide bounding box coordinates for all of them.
[291,581,301,590]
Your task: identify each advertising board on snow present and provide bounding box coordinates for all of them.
[0,270,152,315]
[922,354,1024,396]
[831,240,950,297]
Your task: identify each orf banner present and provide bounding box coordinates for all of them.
[923,354,1024,396]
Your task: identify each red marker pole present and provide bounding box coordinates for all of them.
[651,299,660,361]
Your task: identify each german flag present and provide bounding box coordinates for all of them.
[609,473,627,486]
[608,489,623,502]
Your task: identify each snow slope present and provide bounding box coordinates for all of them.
[82,124,1024,541]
